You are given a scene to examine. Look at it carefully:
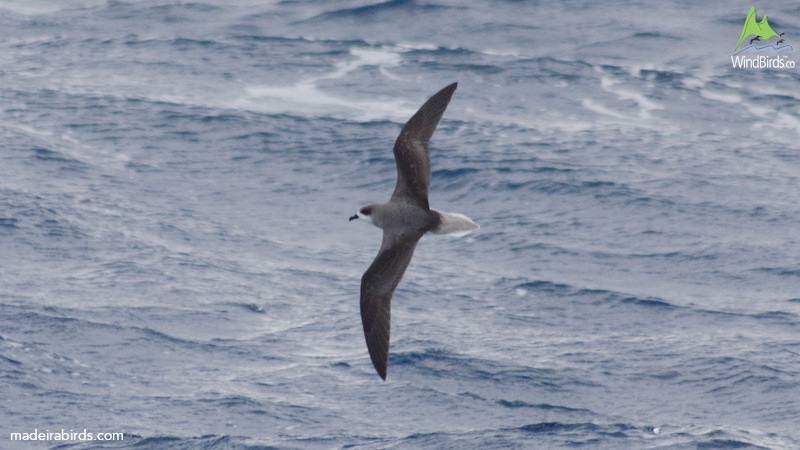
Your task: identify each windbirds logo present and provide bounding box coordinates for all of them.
[733,7,791,53]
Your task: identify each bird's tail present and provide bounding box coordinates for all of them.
[431,210,479,237]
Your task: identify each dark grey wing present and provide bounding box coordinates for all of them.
[360,229,424,380]
[390,82,457,209]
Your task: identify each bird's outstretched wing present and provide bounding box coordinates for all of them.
[391,83,458,209]
[360,229,424,380]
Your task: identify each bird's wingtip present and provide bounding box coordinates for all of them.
[374,363,387,380]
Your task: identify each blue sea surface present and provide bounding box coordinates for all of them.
[2,1,800,449]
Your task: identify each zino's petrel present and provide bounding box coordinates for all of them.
[349,83,479,380]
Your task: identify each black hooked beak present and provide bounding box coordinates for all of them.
[349,214,358,221]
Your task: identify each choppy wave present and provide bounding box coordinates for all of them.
[2,1,800,449]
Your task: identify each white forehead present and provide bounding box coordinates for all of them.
[355,208,378,227]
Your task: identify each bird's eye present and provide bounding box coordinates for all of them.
[361,207,372,216]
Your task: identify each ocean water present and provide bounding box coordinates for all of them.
[2,1,800,449]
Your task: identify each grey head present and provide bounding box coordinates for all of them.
[348,204,379,227]
[349,83,459,380]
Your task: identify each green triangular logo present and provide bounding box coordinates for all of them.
[734,6,780,51]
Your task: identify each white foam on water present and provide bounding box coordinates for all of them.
[699,90,742,104]
[232,46,419,122]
